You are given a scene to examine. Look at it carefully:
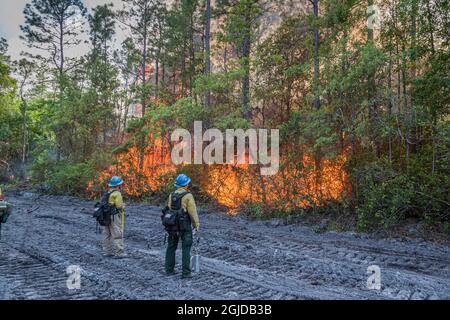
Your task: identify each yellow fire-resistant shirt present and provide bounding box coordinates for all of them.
[168,187,200,229]
[108,189,124,212]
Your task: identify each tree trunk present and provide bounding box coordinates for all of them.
[139,18,148,172]
[402,45,409,166]
[189,12,196,100]
[425,0,435,54]
[312,0,320,109]
[57,19,65,161]
[155,21,162,99]
[21,101,27,165]
[204,0,211,108]
[162,58,165,84]
[367,0,377,156]
[155,57,159,98]
[181,35,187,97]
[388,52,393,163]
[410,2,418,154]
[241,7,251,120]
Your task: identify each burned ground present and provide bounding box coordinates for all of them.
[0,192,449,300]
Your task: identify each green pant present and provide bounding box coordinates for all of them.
[165,228,193,277]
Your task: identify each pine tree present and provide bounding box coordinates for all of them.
[20,0,87,160]
[21,0,87,82]
[217,0,264,120]
[118,0,159,171]
[87,3,118,146]
[15,59,36,165]
[203,0,212,108]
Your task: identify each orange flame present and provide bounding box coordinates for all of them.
[201,153,348,210]
[88,137,348,211]
[87,137,176,197]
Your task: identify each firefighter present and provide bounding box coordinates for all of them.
[0,187,13,239]
[165,174,200,278]
[0,188,12,217]
[103,176,126,258]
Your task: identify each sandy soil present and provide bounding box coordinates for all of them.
[1,192,449,300]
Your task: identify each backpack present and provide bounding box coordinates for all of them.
[0,201,12,240]
[93,191,117,227]
[0,201,11,224]
[161,191,191,237]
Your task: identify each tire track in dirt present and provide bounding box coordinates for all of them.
[1,193,449,300]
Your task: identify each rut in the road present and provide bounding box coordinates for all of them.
[1,193,449,300]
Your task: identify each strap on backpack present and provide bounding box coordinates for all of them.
[170,191,190,210]
[105,190,115,203]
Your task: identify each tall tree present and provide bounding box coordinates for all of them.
[239,0,257,120]
[219,0,263,120]
[150,0,167,99]
[309,0,320,109]
[20,0,87,159]
[165,0,199,98]
[0,39,19,173]
[203,0,212,108]
[15,59,36,165]
[21,0,87,82]
[0,38,15,94]
[88,4,118,145]
[367,0,377,155]
[118,0,157,171]
[89,3,116,62]
[114,38,140,141]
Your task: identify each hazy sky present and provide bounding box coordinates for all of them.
[0,0,128,61]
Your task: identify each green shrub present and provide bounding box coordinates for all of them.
[31,155,113,197]
[354,160,449,230]
[31,159,96,196]
[243,203,266,219]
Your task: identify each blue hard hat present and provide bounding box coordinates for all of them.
[109,176,124,187]
[175,174,191,188]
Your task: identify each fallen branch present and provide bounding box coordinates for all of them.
[415,191,450,208]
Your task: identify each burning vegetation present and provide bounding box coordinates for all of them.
[88,135,348,213]
[4,0,444,229]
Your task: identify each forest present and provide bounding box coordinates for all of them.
[0,0,448,232]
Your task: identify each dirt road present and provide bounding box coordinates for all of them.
[0,192,449,300]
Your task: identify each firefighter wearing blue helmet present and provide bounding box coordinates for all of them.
[164,174,199,278]
[103,176,126,257]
